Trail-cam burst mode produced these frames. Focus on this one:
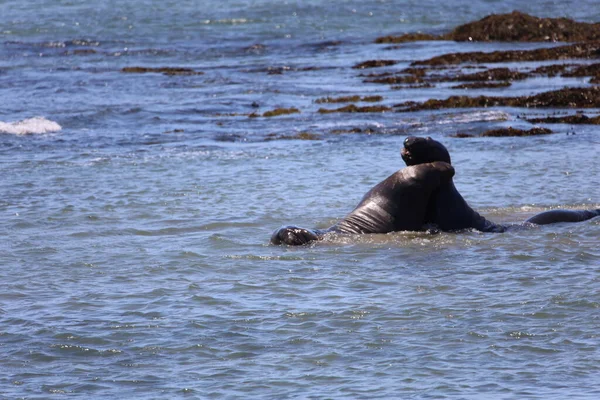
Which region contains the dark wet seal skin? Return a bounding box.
[401,136,600,232]
[271,137,600,245]
[271,161,455,245]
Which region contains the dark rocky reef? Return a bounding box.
[395,87,600,111]
[251,108,301,118]
[315,95,383,104]
[526,113,600,124]
[413,42,600,66]
[318,104,392,114]
[353,60,399,69]
[376,11,600,43]
[453,127,554,138]
[121,67,204,76]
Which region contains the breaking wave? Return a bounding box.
[0,117,62,135]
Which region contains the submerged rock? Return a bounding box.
[318,104,392,113]
[352,60,399,69]
[259,108,301,118]
[451,81,512,89]
[121,67,203,76]
[315,95,383,104]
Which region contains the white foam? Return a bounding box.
[0,117,62,135]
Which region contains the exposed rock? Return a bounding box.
[450,67,528,82]
[395,87,600,111]
[453,127,554,138]
[353,60,399,69]
[412,42,600,66]
[447,11,600,42]
[315,95,383,104]
[375,33,440,44]
[121,67,203,76]
[526,114,600,124]
[451,81,512,89]
[318,104,392,113]
[375,11,600,43]
[265,132,321,141]
[259,108,301,118]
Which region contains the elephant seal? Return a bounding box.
[271,161,455,245]
[401,136,600,231]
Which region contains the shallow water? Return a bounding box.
[1,1,600,398]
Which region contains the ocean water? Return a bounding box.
[1,0,600,398]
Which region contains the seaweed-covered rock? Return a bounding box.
[315,95,383,104]
[447,11,600,42]
[413,42,600,66]
[395,87,600,111]
[259,108,301,118]
[376,12,600,44]
[353,60,398,69]
[121,67,203,76]
[453,127,554,138]
[318,104,392,113]
[375,33,440,44]
[451,81,512,89]
[526,114,600,124]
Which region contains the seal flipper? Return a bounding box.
[526,209,600,225]
[270,225,323,245]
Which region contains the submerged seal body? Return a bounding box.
[271,161,455,245]
[401,136,599,231]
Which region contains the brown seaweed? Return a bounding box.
[318,104,392,113]
[121,67,203,76]
[412,42,600,66]
[525,114,600,124]
[395,87,600,111]
[353,60,398,69]
[315,95,383,104]
[376,11,600,44]
[453,127,554,138]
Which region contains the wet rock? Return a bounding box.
[330,127,378,134]
[452,127,554,138]
[375,32,440,44]
[121,67,204,76]
[531,64,574,77]
[562,63,600,77]
[365,74,425,85]
[376,12,600,43]
[265,132,321,141]
[450,67,528,82]
[259,108,301,118]
[353,60,399,69]
[318,104,392,113]
[315,95,383,104]
[451,81,512,89]
[412,42,600,66]
[526,114,600,124]
[447,11,600,42]
[395,87,600,111]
